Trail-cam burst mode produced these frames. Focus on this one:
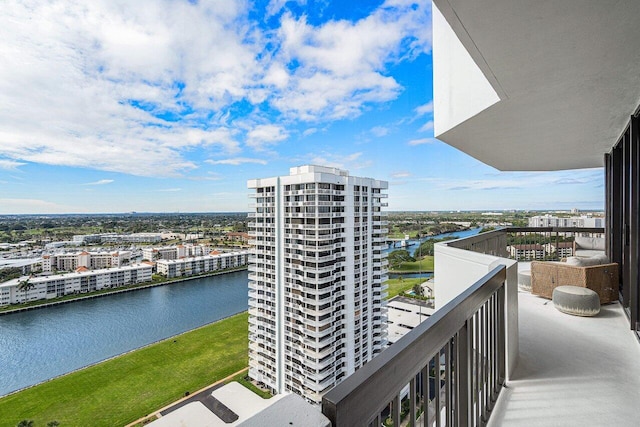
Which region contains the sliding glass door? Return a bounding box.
[606,113,640,335]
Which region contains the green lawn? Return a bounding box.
[391,255,434,273]
[0,312,249,427]
[229,371,272,399]
[385,277,425,299]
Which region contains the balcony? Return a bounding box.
[488,288,640,426]
[320,228,640,426]
[323,265,508,426]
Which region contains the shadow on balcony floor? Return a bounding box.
[488,291,640,427]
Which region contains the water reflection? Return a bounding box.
[0,270,249,396]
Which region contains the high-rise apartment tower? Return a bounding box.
[247,165,389,404]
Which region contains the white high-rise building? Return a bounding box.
[247,165,389,405]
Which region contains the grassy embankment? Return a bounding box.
[387,255,434,299]
[0,312,250,427]
[385,278,425,299]
[390,255,434,273]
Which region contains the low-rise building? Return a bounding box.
[72,234,102,244]
[100,233,163,243]
[41,251,132,273]
[508,244,545,260]
[0,263,153,306]
[223,232,250,243]
[156,251,249,278]
[528,214,605,228]
[544,241,574,258]
[71,233,164,244]
[142,244,211,261]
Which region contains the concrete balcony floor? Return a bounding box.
[488,290,640,427]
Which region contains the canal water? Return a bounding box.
[0,270,248,396]
[386,227,483,257]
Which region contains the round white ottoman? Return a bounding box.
[552,286,600,317]
[518,270,531,292]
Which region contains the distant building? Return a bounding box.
[0,263,153,306]
[386,297,434,345]
[528,214,605,228]
[544,241,574,258]
[0,258,42,275]
[41,251,131,273]
[223,232,250,243]
[100,233,163,243]
[508,244,545,260]
[156,251,248,278]
[72,234,102,244]
[142,244,211,261]
[70,233,163,244]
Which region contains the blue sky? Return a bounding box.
[0,0,603,214]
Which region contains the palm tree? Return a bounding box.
[17,278,34,304]
[16,420,34,427]
[47,421,60,427]
[412,283,423,297]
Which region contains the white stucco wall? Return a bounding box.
[432,2,500,137]
[434,243,519,380]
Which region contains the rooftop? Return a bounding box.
[386,296,435,345]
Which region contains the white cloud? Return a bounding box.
[371,126,389,137]
[391,171,411,178]
[414,101,433,116]
[0,159,26,170]
[0,0,248,177]
[82,179,114,185]
[302,128,318,137]
[305,151,370,170]
[266,0,308,18]
[0,0,432,177]
[408,137,436,146]
[206,157,268,166]
[419,120,434,133]
[246,125,289,150]
[269,1,432,121]
[188,172,223,181]
[157,188,181,192]
[421,169,604,192]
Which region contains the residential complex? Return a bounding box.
[42,250,131,272]
[544,241,574,258]
[142,244,211,261]
[73,232,163,244]
[0,263,153,306]
[247,165,389,405]
[156,251,249,278]
[507,241,574,260]
[528,214,605,228]
[507,244,545,260]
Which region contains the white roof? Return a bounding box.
[386,297,435,344]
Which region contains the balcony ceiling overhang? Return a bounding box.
[433,0,640,171]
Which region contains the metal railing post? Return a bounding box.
[457,321,471,427]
